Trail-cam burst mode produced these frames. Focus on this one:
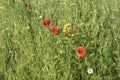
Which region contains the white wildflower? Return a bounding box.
[9,51,12,53]
[3,21,6,24]
[39,15,42,19]
[27,26,30,29]
[2,30,5,32]
[87,68,93,74]
[1,47,4,49]
[23,77,25,79]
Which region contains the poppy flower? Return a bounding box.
[72,27,77,32]
[43,19,50,27]
[51,25,58,34]
[76,46,86,57]
[25,3,30,8]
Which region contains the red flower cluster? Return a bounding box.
[51,26,59,34]
[76,46,86,57]
[42,18,86,57]
[72,27,77,32]
[25,3,30,8]
[43,19,50,27]
[43,18,58,34]
[23,3,87,57]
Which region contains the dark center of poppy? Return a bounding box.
[77,49,83,54]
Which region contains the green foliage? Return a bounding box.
[0,0,120,80]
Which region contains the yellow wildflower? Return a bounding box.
[59,50,64,54]
[63,26,67,30]
[63,23,71,34]
[63,28,67,34]
[70,3,76,6]
[71,34,74,37]
[63,29,67,33]
[64,23,71,27]
[67,27,70,31]
[0,6,5,10]
[63,0,67,5]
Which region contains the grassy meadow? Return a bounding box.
[0,0,120,80]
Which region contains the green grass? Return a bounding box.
[0,0,120,80]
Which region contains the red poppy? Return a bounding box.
[76,46,86,57]
[72,27,77,32]
[51,26,59,34]
[25,3,30,8]
[43,19,50,27]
